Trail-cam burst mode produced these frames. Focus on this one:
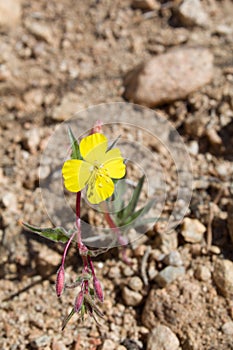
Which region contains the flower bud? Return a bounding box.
[93,277,104,303]
[75,290,84,313]
[91,120,103,134]
[56,265,65,297]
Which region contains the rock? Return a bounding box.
[195,265,211,281]
[101,339,117,350]
[176,0,210,28]
[227,201,233,244]
[0,0,21,30]
[24,128,41,154]
[213,259,233,297]
[181,218,206,243]
[205,128,222,147]
[2,192,17,211]
[187,140,199,156]
[215,162,231,179]
[123,48,213,107]
[30,335,51,349]
[222,321,233,335]
[122,339,141,350]
[24,89,44,110]
[39,165,50,180]
[52,93,84,121]
[147,325,180,350]
[154,230,178,254]
[155,266,185,287]
[132,0,159,11]
[108,265,121,279]
[122,286,143,306]
[25,20,54,44]
[128,276,143,292]
[208,245,221,255]
[163,251,183,267]
[52,340,67,350]
[215,24,233,36]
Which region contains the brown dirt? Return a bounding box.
[0,0,233,349]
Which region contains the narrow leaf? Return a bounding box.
[62,308,76,331]
[107,135,121,151]
[68,126,82,160]
[120,175,145,220]
[123,198,156,226]
[22,222,70,243]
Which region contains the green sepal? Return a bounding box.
[62,308,76,331]
[22,222,70,243]
[84,294,104,319]
[81,303,86,322]
[68,126,82,160]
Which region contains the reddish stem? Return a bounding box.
[88,255,96,278]
[76,192,88,254]
[61,230,77,266]
[101,202,128,246]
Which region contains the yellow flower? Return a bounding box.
[62,133,126,204]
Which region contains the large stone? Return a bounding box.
[155,266,185,287]
[181,218,206,243]
[52,93,84,121]
[163,251,183,267]
[213,259,233,297]
[25,20,54,45]
[0,0,21,29]
[122,286,143,306]
[123,48,213,107]
[177,0,209,28]
[147,325,180,350]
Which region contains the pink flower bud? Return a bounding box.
[75,290,84,313]
[93,277,104,303]
[91,120,103,134]
[56,265,65,297]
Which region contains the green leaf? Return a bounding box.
[22,222,70,243]
[125,198,156,224]
[116,198,157,228]
[62,308,76,331]
[119,175,145,221]
[68,126,82,160]
[107,135,121,151]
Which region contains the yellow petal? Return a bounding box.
[102,148,122,162]
[62,159,91,192]
[80,133,107,164]
[102,148,126,179]
[87,173,114,204]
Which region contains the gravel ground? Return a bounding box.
[0,0,233,349]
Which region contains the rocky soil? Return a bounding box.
[0,0,233,349]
